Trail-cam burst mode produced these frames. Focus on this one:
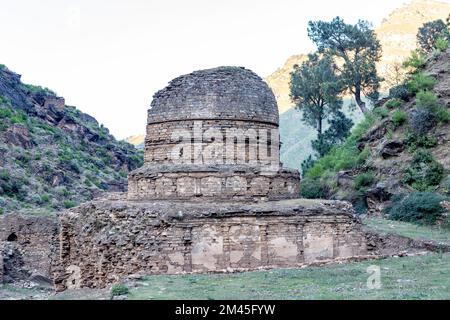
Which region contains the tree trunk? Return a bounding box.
[354,89,369,114]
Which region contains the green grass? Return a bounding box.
[126,253,450,300]
[363,217,450,245]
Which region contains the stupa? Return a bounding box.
[53,67,367,290]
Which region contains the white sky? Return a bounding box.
[0,0,421,139]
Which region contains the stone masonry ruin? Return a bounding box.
[1,67,369,290]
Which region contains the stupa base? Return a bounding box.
[53,194,368,290]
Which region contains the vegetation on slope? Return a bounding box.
[0,65,143,215]
[299,19,450,228]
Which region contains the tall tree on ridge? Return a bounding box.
[290,53,343,142]
[307,17,382,114]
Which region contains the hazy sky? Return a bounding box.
[0,0,423,138]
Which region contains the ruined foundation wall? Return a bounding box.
[0,214,58,282]
[53,198,367,290]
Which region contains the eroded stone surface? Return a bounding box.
[53,197,368,290]
[0,214,58,284]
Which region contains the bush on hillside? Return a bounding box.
[409,108,437,134]
[373,107,389,119]
[405,133,438,152]
[63,200,76,209]
[416,90,439,110]
[435,37,449,52]
[385,98,403,109]
[417,19,450,54]
[304,114,376,179]
[403,50,426,71]
[388,85,410,101]
[300,178,328,199]
[387,192,447,225]
[354,172,376,190]
[402,149,444,191]
[407,73,437,94]
[111,284,129,297]
[436,106,450,123]
[392,110,407,127]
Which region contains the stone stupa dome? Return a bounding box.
[148,66,279,126]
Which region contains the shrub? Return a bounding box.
[402,149,444,191]
[436,106,450,123]
[387,192,446,225]
[389,85,410,101]
[40,194,51,204]
[111,284,129,297]
[68,159,81,174]
[409,108,437,134]
[392,110,407,127]
[407,73,437,94]
[385,99,403,109]
[0,208,3,215]
[405,133,438,152]
[354,172,376,190]
[0,107,12,118]
[0,170,10,181]
[63,200,76,209]
[416,90,438,110]
[10,111,28,124]
[403,50,426,70]
[0,171,27,199]
[373,107,389,119]
[435,37,449,52]
[300,178,328,199]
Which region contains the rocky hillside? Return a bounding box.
[302,47,450,217]
[266,0,450,113]
[0,65,143,215]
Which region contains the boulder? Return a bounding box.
[358,119,394,150]
[4,124,34,149]
[379,140,405,159]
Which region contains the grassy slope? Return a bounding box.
[364,217,450,245]
[125,253,449,300]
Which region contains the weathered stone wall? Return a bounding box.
[0,214,58,283]
[53,197,367,290]
[128,165,300,201]
[144,119,278,165]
